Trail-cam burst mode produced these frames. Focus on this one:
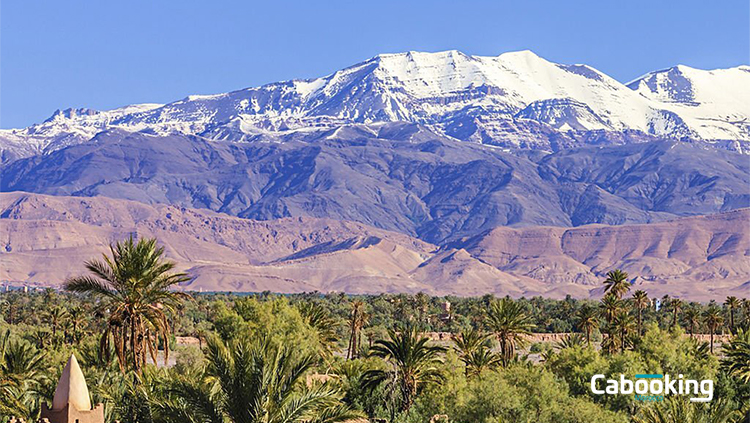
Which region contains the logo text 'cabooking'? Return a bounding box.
[590,374,713,402]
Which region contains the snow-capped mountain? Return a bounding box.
[2,50,749,158]
[627,64,750,140]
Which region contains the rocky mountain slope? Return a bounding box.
[2,50,748,160]
[1,193,746,300]
[1,49,748,299]
[450,209,750,300]
[1,126,746,244]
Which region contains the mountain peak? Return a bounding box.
[2,49,748,157]
[627,62,750,116]
[371,49,474,72]
[375,49,468,60]
[44,108,100,123]
[497,49,543,59]
[372,49,548,67]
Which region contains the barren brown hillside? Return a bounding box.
[1,192,747,300]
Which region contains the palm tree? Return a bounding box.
[600,293,624,322]
[660,295,671,309]
[66,306,88,344]
[556,333,587,350]
[724,296,741,334]
[155,335,361,423]
[460,347,502,378]
[704,307,725,354]
[2,295,20,325]
[600,294,625,354]
[31,329,50,349]
[575,306,599,348]
[414,292,429,326]
[630,290,649,336]
[612,313,636,353]
[362,326,446,413]
[0,330,48,418]
[486,298,535,366]
[346,300,368,360]
[452,328,492,358]
[668,298,683,329]
[452,328,495,376]
[0,377,27,420]
[298,302,340,363]
[689,339,711,361]
[721,329,750,384]
[64,235,191,373]
[683,308,701,338]
[632,395,740,423]
[603,269,630,299]
[43,305,68,339]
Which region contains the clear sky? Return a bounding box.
[1,0,748,129]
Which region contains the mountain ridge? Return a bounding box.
[2,128,746,244]
[2,50,748,161]
[1,50,748,299]
[1,192,746,300]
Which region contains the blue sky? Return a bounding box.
[1,0,748,129]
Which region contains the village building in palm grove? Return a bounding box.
[10,355,104,423]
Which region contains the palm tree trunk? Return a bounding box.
[140,321,147,367]
[401,377,417,412]
[131,317,140,373]
[115,327,126,373]
[500,336,511,366]
[637,309,642,336]
[346,322,355,360]
[354,327,360,359]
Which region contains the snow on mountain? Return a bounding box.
[0,103,163,160]
[115,50,655,134]
[2,50,748,158]
[627,64,750,141]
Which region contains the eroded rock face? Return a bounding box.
[1,130,747,245]
[1,193,747,300]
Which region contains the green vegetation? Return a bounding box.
[64,236,191,373]
[0,236,748,422]
[155,334,361,423]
